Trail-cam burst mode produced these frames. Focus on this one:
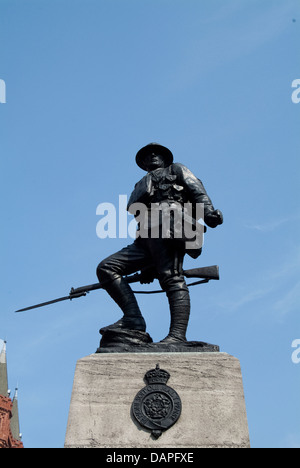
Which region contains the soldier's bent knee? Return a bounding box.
[96,260,119,286]
[159,273,188,293]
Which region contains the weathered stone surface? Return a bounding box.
[64,352,250,448]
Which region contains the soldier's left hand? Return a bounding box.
[205,209,223,228]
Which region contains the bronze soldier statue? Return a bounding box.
[96,143,223,344]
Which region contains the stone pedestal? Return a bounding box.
[64,352,250,448]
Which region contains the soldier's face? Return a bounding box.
[144,152,165,171]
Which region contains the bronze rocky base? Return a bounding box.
[96,328,219,353]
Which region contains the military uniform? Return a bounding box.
[97,143,223,343]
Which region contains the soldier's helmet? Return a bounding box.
[135,143,173,171]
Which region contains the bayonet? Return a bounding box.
[15,265,219,313]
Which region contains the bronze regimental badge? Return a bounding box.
[132,364,182,439]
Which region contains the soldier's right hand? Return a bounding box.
[139,266,157,284]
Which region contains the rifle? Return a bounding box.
[15,265,219,313]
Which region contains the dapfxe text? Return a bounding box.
[106,452,194,464]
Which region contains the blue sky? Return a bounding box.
[1,0,299,448]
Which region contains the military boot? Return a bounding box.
[160,289,190,343]
[101,277,146,332]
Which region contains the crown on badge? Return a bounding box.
[144,364,170,385]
